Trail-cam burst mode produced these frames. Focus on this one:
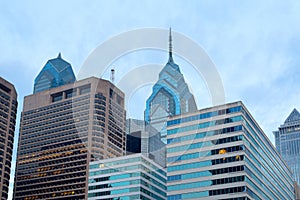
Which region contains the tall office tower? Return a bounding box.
[14,55,126,199]
[167,101,295,200]
[88,153,167,200]
[144,29,197,166]
[0,77,17,200]
[274,108,300,185]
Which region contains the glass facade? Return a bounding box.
[33,53,76,94]
[88,154,167,200]
[0,78,17,200]
[167,101,295,200]
[274,108,300,185]
[143,30,197,167]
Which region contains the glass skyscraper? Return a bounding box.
[167,101,295,200]
[14,56,126,199]
[145,29,197,144]
[88,153,167,200]
[274,108,300,185]
[144,29,197,167]
[0,77,18,200]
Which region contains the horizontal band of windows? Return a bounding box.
[167,106,241,127]
[22,111,89,131]
[19,135,88,153]
[16,160,86,186]
[168,175,245,191]
[89,179,165,197]
[168,115,242,135]
[168,165,245,182]
[19,136,88,155]
[167,185,246,199]
[168,145,244,163]
[88,186,165,200]
[167,125,242,144]
[16,171,86,187]
[15,189,85,200]
[21,127,88,144]
[23,95,90,116]
[20,133,88,151]
[89,172,166,191]
[168,155,244,172]
[167,135,243,153]
[16,181,85,195]
[22,117,89,134]
[18,153,86,175]
[90,157,165,177]
[17,152,87,168]
[90,164,166,183]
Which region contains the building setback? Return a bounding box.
[88,153,167,200]
[0,77,18,200]
[274,108,300,185]
[167,101,295,200]
[13,55,126,199]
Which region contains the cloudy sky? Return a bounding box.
[1,1,300,199]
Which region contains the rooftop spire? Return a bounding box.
[168,27,174,63]
[57,52,61,59]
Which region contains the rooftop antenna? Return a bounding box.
[110,68,115,84]
[168,27,174,63]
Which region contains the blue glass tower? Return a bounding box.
[33,53,76,93]
[144,29,197,144]
[274,108,300,185]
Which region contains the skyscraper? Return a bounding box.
[167,101,295,200]
[145,29,197,144]
[0,77,17,200]
[144,29,197,166]
[88,153,167,200]
[14,55,126,199]
[274,108,300,185]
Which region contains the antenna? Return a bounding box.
[110,68,115,84]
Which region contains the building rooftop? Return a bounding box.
[33,53,76,93]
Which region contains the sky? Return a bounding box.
[1,1,300,199]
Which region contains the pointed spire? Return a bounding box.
[285,108,300,123]
[57,52,62,59]
[168,27,174,63]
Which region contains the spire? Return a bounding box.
[57,52,61,59]
[168,27,174,63]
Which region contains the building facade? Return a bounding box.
[144,29,197,166]
[0,77,18,200]
[14,55,126,199]
[167,101,295,200]
[126,119,144,155]
[274,108,300,185]
[88,153,167,200]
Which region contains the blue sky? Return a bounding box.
[1,1,300,199]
